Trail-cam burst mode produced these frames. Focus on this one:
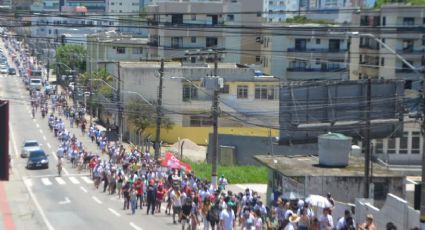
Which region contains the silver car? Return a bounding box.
[21,140,41,158]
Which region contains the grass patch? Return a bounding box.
[186,160,268,184]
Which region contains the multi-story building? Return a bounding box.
[105,0,140,13]
[262,0,301,22]
[145,0,262,65]
[86,31,150,73]
[350,5,425,87]
[60,0,106,12]
[102,61,279,144]
[261,24,349,80]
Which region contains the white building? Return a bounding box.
[261,24,349,80]
[106,0,140,13]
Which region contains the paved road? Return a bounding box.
[1,53,183,230]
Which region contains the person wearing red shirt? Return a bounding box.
[133,178,144,209]
[156,184,166,213]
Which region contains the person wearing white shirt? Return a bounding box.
[319,208,334,230]
[220,201,236,230]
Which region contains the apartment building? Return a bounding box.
[106,0,140,13]
[87,31,150,73]
[350,5,425,88]
[261,24,349,80]
[60,0,106,12]
[102,61,279,144]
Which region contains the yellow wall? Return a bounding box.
[142,126,279,145]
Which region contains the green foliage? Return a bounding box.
[126,98,174,136]
[186,160,268,184]
[56,44,87,73]
[285,16,334,24]
[374,0,425,7]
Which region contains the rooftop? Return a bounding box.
[254,155,403,177]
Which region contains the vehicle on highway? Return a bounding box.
[21,140,41,158]
[29,78,42,90]
[26,149,49,169]
[8,67,15,75]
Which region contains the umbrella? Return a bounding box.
[305,195,332,208]
[281,191,304,200]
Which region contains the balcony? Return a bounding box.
[395,68,424,73]
[287,48,347,53]
[287,67,347,72]
[396,48,424,54]
[359,44,379,50]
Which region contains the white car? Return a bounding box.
[21,140,41,158]
[0,66,8,74]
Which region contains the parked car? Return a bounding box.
[0,66,8,74]
[26,149,49,169]
[21,140,41,158]
[8,67,15,75]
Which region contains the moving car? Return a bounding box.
[26,149,49,169]
[29,78,43,90]
[21,140,41,158]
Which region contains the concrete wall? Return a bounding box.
[355,194,419,230]
[207,134,318,165]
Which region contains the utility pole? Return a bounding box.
[420,71,425,228]
[46,42,50,82]
[364,78,372,198]
[155,59,164,160]
[117,62,123,143]
[211,51,220,189]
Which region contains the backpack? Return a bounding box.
[207,205,220,222]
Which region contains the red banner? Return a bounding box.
[161,152,191,172]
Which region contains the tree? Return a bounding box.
[126,97,173,148]
[56,44,87,73]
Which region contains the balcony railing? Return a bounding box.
[396,48,424,54]
[287,67,347,72]
[359,44,379,50]
[287,48,347,53]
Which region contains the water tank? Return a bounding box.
[318,132,352,167]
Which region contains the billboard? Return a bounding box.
[279,80,405,144]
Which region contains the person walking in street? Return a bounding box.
[146,179,157,215]
[220,200,236,230]
[130,189,138,215]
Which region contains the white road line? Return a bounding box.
[9,122,19,158]
[43,135,46,141]
[81,176,93,184]
[80,186,88,193]
[41,178,53,186]
[23,178,55,230]
[36,123,39,128]
[47,143,51,149]
[55,177,66,185]
[62,167,69,176]
[68,177,80,184]
[129,222,143,230]
[92,196,102,204]
[108,208,121,217]
[39,129,43,134]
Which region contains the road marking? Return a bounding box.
[80,186,88,193]
[92,196,102,204]
[55,177,66,185]
[43,135,46,141]
[58,197,71,205]
[62,167,69,176]
[9,123,19,158]
[129,222,143,230]
[23,178,55,230]
[108,208,121,217]
[36,123,39,128]
[41,178,53,186]
[39,129,43,134]
[81,176,93,184]
[47,143,51,149]
[68,177,80,184]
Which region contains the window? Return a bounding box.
[255,85,279,100]
[227,15,234,21]
[375,140,383,154]
[269,1,273,5]
[206,37,218,48]
[316,39,320,44]
[182,85,198,101]
[399,132,408,154]
[387,138,396,154]
[412,131,421,154]
[110,2,114,5]
[423,18,425,24]
[382,16,386,26]
[402,40,414,52]
[237,85,248,99]
[316,58,320,65]
[189,115,212,127]
[422,35,425,46]
[132,47,143,54]
[116,47,125,54]
[373,182,388,200]
[191,15,196,21]
[191,37,196,43]
[255,56,261,63]
[220,84,229,94]
[295,39,307,51]
[329,39,340,51]
[171,14,183,25]
[119,2,122,5]
[381,57,384,66]
[403,17,414,26]
[171,37,183,48]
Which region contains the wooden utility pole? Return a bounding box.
[154,59,164,160]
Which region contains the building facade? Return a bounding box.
[103,61,279,144]
[261,24,349,80]
[105,0,140,13]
